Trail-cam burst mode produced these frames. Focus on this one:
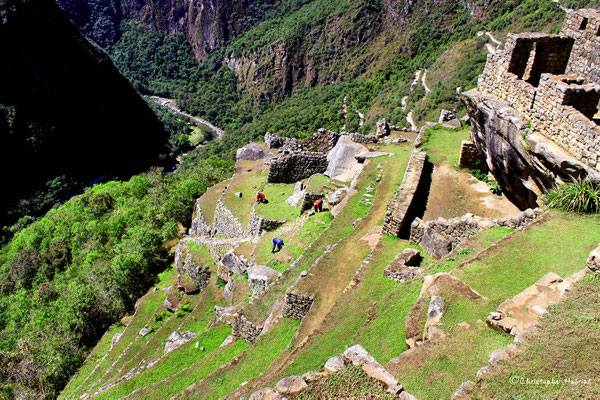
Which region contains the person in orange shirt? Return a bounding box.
[313,198,324,212]
[256,192,266,203]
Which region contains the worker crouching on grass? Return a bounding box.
[256,192,266,203]
[313,198,324,213]
[272,237,284,253]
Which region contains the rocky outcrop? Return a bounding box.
[247,265,279,296]
[587,243,600,273]
[410,208,542,258]
[164,331,198,354]
[126,0,278,62]
[325,136,368,182]
[220,249,248,277]
[236,144,273,161]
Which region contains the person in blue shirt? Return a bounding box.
[272,237,284,253]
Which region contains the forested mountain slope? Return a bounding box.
[0,0,169,236]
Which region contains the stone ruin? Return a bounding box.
[410,208,542,258]
[463,9,600,209]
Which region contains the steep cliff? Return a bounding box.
[0,0,169,229]
[125,0,281,61]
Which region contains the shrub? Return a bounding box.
[544,177,600,214]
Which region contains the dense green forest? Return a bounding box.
[3,0,600,398]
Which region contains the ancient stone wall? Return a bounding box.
[474,18,600,171]
[533,74,600,168]
[282,292,314,319]
[212,200,245,238]
[562,9,600,85]
[231,314,262,343]
[382,150,428,237]
[247,206,284,236]
[459,140,487,170]
[410,208,542,258]
[300,192,323,214]
[267,152,328,183]
[185,254,211,291]
[189,198,212,236]
[264,132,292,149]
[349,132,379,144]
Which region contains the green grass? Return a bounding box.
[305,173,332,193]
[178,318,301,399]
[59,323,126,399]
[128,338,251,400]
[472,273,600,400]
[187,241,218,270]
[296,364,396,400]
[253,211,334,272]
[94,323,233,400]
[255,182,298,221]
[221,160,268,227]
[197,180,230,224]
[61,267,176,399]
[421,125,470,166]
[391,324,513,400]
[454,211,600,304]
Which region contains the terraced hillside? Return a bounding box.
[60,125,600,400]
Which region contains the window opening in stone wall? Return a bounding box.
[580,17,588,30]
[563,91,600,124]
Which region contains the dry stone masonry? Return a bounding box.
[383,248,423,283]
[463,9,600,208]
[410,208,542,258]
[458,140,487,170]
[189,198,212,236]
[247,206,285,236]
[383,150,428,237]
[213,200,245,238]
[231,314,263,343]
[282,292,314,319]
[267,152,329,183]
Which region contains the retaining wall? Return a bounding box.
[231,314,262,343]
[213,200,245,238]
[282,292,315,319]
[247,206,284,236]
[267,152,328,183]
[382,150,428,237]
[189,198,212,236]
[410,208,542,258]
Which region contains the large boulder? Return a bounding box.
[286,181,306,207]
[236,144,272,161]
[325,136,367,182]
[328,188,349,206]
[164,331,198,354]
[420,228,453,259]
[220,250,247,276]
[587,244,600,273]
[247,265,279,296]
[275,376,307,394]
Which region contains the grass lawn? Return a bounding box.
[421,125,470,166]
[187,241,219,271]
[305,173,332,193]
[454,211,600,305]
[253,211,334,272]
[221,159,269,227]
[472,273,600,400]
[197,180,230,224]
[254,181,298,221]
[177,318,301,399]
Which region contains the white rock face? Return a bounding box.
[285,181,306,207]
[164,331,198,354]
[236,144,272,161]
[324,356,346,372]
[325,136,367,182]
[328,188,349,205]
